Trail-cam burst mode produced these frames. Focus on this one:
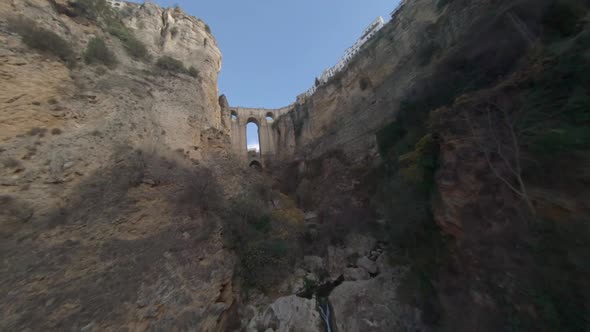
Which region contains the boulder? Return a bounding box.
[303,255,324,273]
[248,295,322,332]
[345,233,376,256]
[375,252,391,275]
[329,272,421,332]
[278,268,316,294]
[327,246,347,278]
[343,267,369,281]
[357,256,378,275]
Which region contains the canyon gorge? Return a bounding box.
[1,0,589,331]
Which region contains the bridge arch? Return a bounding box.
[246,118,261,159]
[246,117,260,126]
[228,106,294,166]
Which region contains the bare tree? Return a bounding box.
[464,102,536,217]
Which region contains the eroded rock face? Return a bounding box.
[0,0,234,330]
[357,256,378,275]
[272,0,444,160]
[303,255,324,273]
[247,295,323,332]
[329,269,422,332]
[124,2,222,126]
[127,2,221,73]
[271,0,546,164]
[327,246,349,279]
[342,267,369,281]
[327,234,378,278]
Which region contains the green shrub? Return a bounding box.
[170,27,179,37]
[84,37,117,67]
[241,239,293,290]
[289,103,309,138]
[519,28,590,157]
[69,0,149,60]
[252,215,271,233]
[123,36,149,59]
[156,56,188,74]
[221,179,302,293]
[204,24,211,34]
[373,168,446,325]
[107,24,149,60]
[119,6,134,18]
[8,18,74,64]
[22,29,74,62]
[373,73,446,327]
[70,0,112,21]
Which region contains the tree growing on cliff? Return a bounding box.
[464,101,536,217]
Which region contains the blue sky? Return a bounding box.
[131,0,397,149]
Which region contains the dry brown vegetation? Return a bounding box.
[221,175,305,293]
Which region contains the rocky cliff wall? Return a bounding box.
[124,1,223,127]
[267,0,589,330]
[271,0,544,161]
[0,1,236,330]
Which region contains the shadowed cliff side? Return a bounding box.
[272,0,552,161]
[0,0,239,330]
[1,0,589,330]
[269,0,589,330]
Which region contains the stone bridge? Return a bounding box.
[229,106,292,167]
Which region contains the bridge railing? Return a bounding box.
[299,16,386,101]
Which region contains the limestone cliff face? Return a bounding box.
[0,1,234,330]
[268,0,585,330]
[272,0,442,160]
[272,0,542,161]
[124,2,223,128]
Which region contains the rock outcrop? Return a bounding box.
[270,0,549,162]
[247,295,323,332]
[124,2,222,127]
[0,0,234,330]
[329,268,421,332]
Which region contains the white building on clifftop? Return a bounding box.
[298,16,386,102]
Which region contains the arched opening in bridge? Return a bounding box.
[230,110,237,121]
[249,160,262,170]
[246,118,260,158]
[265,113,274,122]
